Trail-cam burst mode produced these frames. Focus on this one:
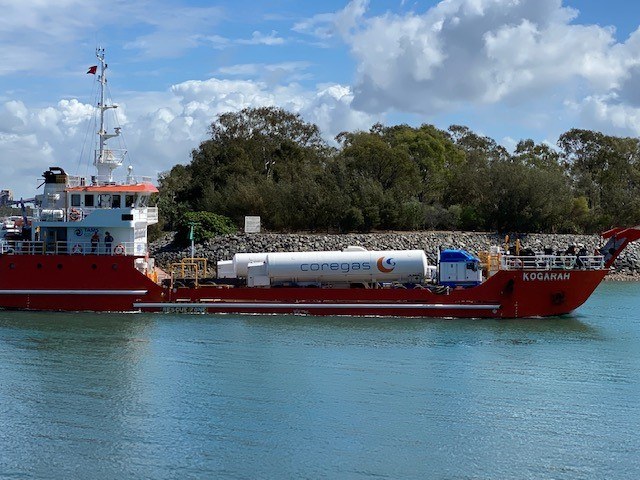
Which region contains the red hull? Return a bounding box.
[0,254,608,318]
[152,269,607,318]
[0,255,164,311]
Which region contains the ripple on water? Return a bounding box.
[0,283,639,478]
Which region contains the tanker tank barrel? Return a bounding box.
[217,249,432,286]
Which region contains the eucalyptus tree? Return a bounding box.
[559,129,640,229]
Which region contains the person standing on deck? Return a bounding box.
[91,231,100,253]
[104,231,114,254]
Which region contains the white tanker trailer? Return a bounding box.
[217,247,435,285]
[218,252,269,278]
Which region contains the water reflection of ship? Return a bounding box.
[0,311,157,475]
[233,312,599,339]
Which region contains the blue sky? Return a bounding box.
[2,0,640,198]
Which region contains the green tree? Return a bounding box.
[442,125,508,230]
[156,164,192,230]
[483,160,572,232]
[176,107,336,230]
[175,211,237,245]
[335,128,423,230]
[514,139,563,172]
[559,129,640,229]
[371,123,464,204]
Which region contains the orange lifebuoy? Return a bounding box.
[114,244,126,255]
[69,208,82,221]
[71,244,83,254]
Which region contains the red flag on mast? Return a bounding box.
[86,65,98,75]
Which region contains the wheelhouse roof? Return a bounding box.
[66,183,158,194]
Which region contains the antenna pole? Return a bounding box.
[92,47,124,183]
[97,47,107,165]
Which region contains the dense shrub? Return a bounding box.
[175,211,237,245]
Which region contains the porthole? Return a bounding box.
[37,263,43,269]
[57,264,63,269]
[91,264,98,270]
[9,263,15,269]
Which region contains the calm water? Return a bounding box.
[0,283,639,479]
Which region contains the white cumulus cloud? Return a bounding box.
[0,76,379,197]
[287,0,640,143]
[298,0,640,123]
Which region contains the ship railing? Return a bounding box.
[0,241,45,255]
[94,148,127,166]
[501,254,605,271]
[134,207,159,223]
[67,175,85,187]
[0,240,148,256]
[146,207,159,224]
[66,174,154,188]
[169,258,208,288]
[0,240,11,254]
[90,174,154,186]
[58,241,147,256]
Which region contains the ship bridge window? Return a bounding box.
[71,194,81,207]
[85,194,95,207]
[138,195,148,207]
[99,194,112,208]
[125,194,135,208]
[112,195,121,208]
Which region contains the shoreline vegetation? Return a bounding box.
[151,108,640,283]
[157,108,640,238]
[149,230,640,281]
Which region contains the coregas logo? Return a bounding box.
[377,257,396,273]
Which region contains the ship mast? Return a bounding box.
[94,47,125,184]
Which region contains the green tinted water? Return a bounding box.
[0,282,639,479]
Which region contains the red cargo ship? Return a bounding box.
[0,50,638,318]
